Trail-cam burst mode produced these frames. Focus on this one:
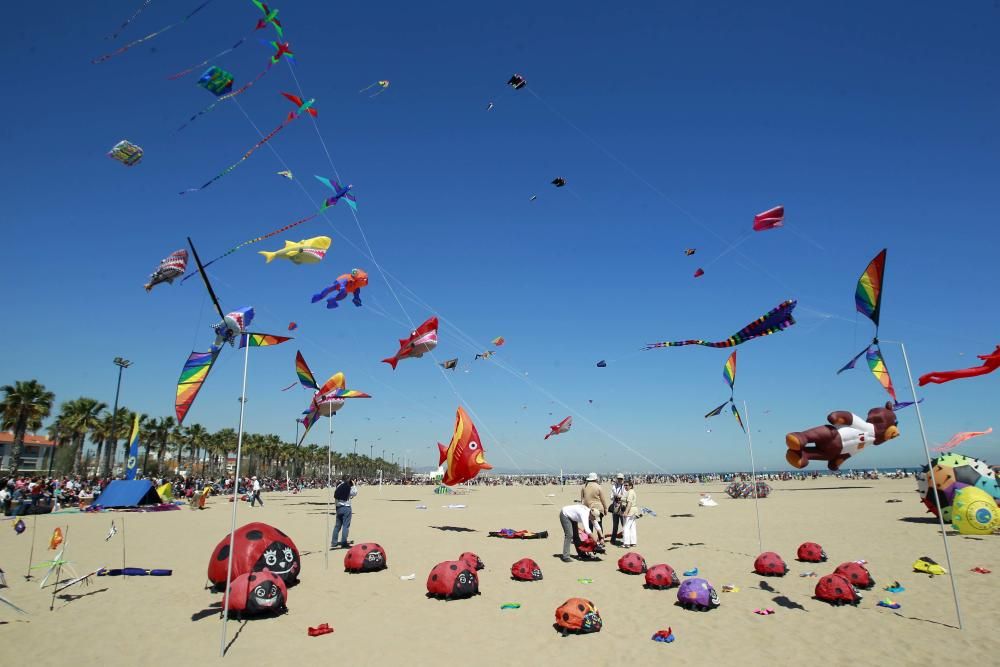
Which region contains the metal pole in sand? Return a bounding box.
[743,401,763,554]
[325,415,333,569]
[220,339,251,657]
[24,513,38,580]
[886,339,963,630]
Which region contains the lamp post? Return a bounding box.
[106,357,132,478]
[354,437,358,455]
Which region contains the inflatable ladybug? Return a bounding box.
[208,522,300,589]
[834,561,875,589]
[618,551,647,575]
[554,598,602,636]
[426,560,479,599]
[459,551,485,571]
[510,558,542,581]
[222,569,287,616]
[677,578,720,611]
[753,551,789,576]
[815,573,861,606]
[644,563,679,589]
[796,541,827,562]
[344,543,387,573]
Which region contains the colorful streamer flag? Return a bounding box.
[49,527,64,551]
[705,351,745,432]
[92,0,218,63]
[295,350,319,390]
[124,413,141,480]
[932,428,993,453]
[175,349,220,424]
[645,300,797,349]
[723,351,737,391]
[240,333,292,348]
[731,403,746,433]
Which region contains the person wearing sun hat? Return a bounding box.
[609,473,626,545]
[579,472,609,532]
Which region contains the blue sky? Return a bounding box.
[2,1,999,473]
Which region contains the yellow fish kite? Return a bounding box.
[259,236,332,264]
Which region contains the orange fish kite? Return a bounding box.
[438,407,491,486]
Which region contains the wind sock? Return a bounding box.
[125,413,141,480]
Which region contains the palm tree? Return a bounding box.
[211,428,237,478]
[57,398,107,474]
[1,380,55,477]
[46,414,71,476]
[184,424,209,473]
[101,407,135,477]
[148,416,176,474]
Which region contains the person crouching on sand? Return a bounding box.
[559,503,604,562]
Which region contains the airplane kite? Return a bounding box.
[645,299,797,349]
[251,0,283,37]
[919,346,1000,386]
[315,175,358,212]
[753,205,784,232]
[382,316,438,369]
[311,269,369,309]
[259,236,331,264]
[144,249,188,291]
[294,351,370,444]
[544,416,572,440]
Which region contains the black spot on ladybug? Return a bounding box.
[577,604,585,612]
[248,574,256,581]
[217,545,230,561]
[246,530,263,540]
[362,545,369,550]
[562,612,570,621]
[835,587,843,594]
[432,574,438,581]
[449,564,457,570]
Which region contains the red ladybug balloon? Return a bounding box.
[426,560,479,599]
[207,522,300,588]
[510,558,542,581]
[222,569,287,615]
[344,543,387,573]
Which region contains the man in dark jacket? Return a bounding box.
[331,476,358,549]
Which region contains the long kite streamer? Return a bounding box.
[175,349,220,423]
[645,300,797,349]
[167,37,248,79]
[932,428,993,453]
[92,0,217,64]
[105,0,154,40]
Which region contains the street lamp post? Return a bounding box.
[106,357,132,478]
[354,437,358,455]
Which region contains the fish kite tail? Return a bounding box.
[382,356,399,370]
[259,250,276,263]
[437,443,448,465]
[143,283,153,292]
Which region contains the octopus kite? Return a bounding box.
[311,269,368,309]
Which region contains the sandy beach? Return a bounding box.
[1,479,994,665]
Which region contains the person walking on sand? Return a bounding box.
[559,503,604,562]
[609,473,626,545]
[621,478,640,547]
[249,476,263,507]
[331,476,358,549]
[579,472,608,530]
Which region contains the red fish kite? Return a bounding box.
[919,346,1000,386]
[753,206,784,232]
[544,416,572,440]
[438,406,491,486]
[382,316,439,369]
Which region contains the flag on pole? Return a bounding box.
[125,413,141,480]
[48,527,63,550]
[240,333,292,348]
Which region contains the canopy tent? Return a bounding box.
[92,480,163,508]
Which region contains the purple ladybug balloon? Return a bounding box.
[677,577,720,611]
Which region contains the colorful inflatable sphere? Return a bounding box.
[459,552,485,571]
[677,578,720,611]
[644,564,679,589]
[796,542,827,563]
[753,552,788,576]
[344,543,387,573]
[426,560,479,599]
[834,562,874,589]
[725,481,772,499]
[511,558,542,581]
[208,522,300,588]
[222,570,287,615]
[916,453,1000,522]
[815,573,861,606]
[618,551,647,575]
[951,486,999,535]
[554,598,603,635]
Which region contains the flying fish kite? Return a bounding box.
[144,249,188,291]
[259,236,331,264]
[382,316,438,369]
[438,406,491,485]
[316,175,358,212]
[644,300,797,349]
[544,416,572,440]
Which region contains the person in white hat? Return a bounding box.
[249,476,262,507]
[579,472,608,532]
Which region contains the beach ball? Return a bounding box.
[951,486,999,535]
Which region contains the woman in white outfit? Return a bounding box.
[621,479,639,547]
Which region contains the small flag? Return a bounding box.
[49,527,63,550]
[105,521,117,542]
[124,413,140,481]
[239,333,292,348]
[13,519,25,535]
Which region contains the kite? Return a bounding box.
[287,322,297,331]
[180,92,316,194]
[684,248,696,256]
[544,416,572,440]
[92,0,218,63]
[551,178,566,187]
[104,0,153,40]
[492,337,505,347]
[175,238,289,423]
[49,527,63,551]
[753,205,784,232]
[440,358,458,370]
[197,65,234,96]
[315,175,358,212]
[486,102,494,111]
[693,268,705,278]
[785,403,900,470]
[259,236,331,264]
[529,195,538,202]
[645,300,797,349]
[508,74,526,90]
[251,0,283,37]
[438,406,491,486]
[837,250,901,404]
[475,351,495,360]
[311,269,369,309]
[296,354,371,444]
[919,346,1000,386]
[382,316,439,369]
[277,170,293,179]
[704,351,745,433]
[108,140,143,166]
[932,428,993,453]
[144,249,188,291]
[360,80,390,97]
[166,37,247,80]
[596,360,607,368]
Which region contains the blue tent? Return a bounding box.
[93,480,162,508]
